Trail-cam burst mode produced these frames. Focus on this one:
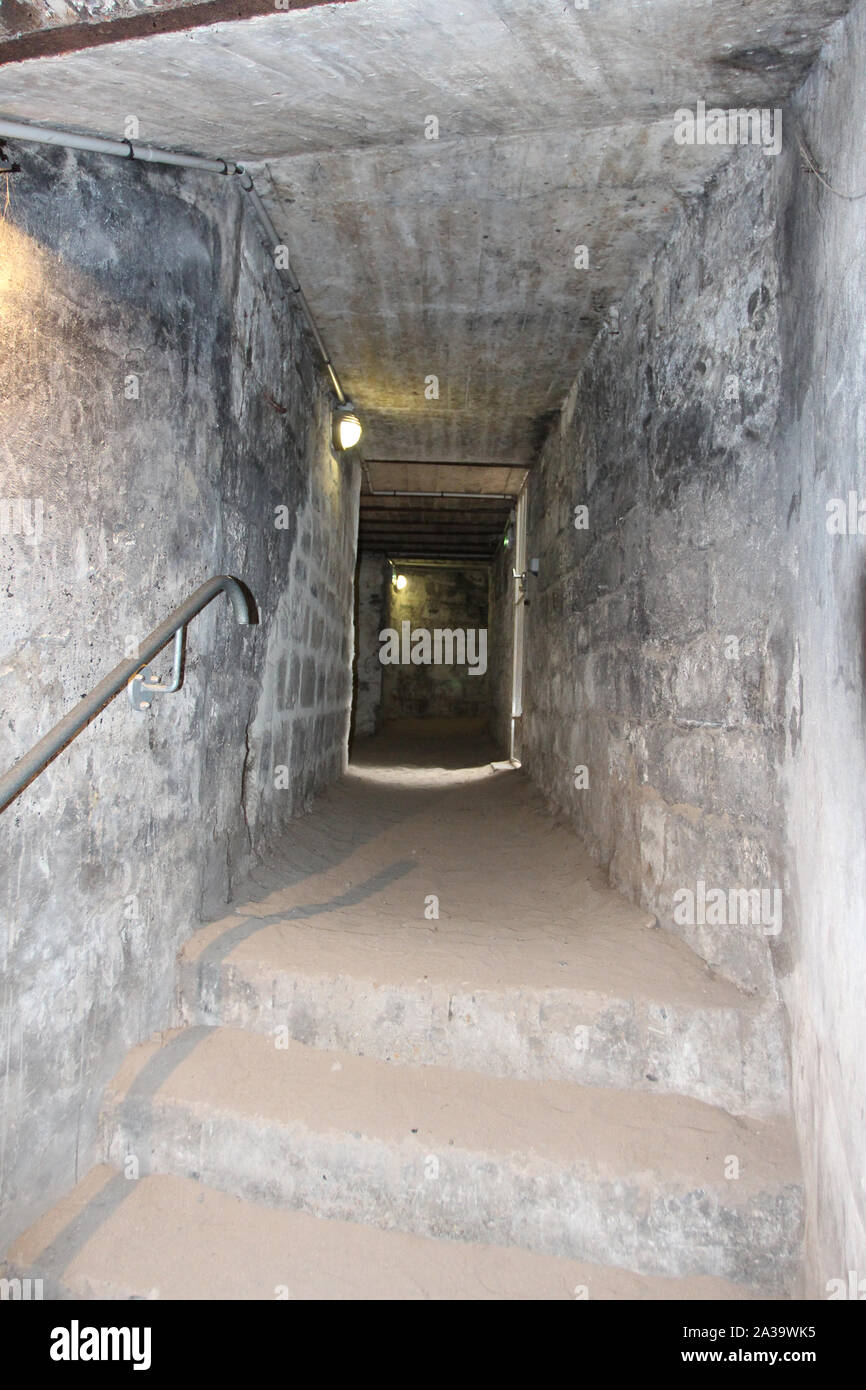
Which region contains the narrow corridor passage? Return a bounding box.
[5,723,801,1299]
[3,0,866,1321]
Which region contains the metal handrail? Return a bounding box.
[0,575,253,813]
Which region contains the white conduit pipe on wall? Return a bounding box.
[0,117,236,172]
[0,116,346,402]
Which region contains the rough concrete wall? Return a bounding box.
[382,564,489,720]
[0,141,358,1247]
[352,549,388,738]
[775,1,866,1293]
[520,0,866,1290]
[523,147,789,1000]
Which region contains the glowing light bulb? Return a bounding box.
[334,408,362,451]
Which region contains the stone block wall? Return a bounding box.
[0,140,358,1246]
[382,563,489,721]
[519,147,788,999]
[496,0,866,1289]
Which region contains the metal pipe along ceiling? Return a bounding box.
[0,116,346,404]
[365,491,516,500]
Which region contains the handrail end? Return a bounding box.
[221,575,255,627]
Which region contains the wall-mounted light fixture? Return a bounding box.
[392,571,408,592]
[332,401,363,452]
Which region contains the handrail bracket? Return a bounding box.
[0,574,252,814]
[129,627,185,712]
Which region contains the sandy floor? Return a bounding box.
[1,720,799,1300]
[190,717,747,1009]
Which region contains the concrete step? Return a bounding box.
[180,901,789,1118]
[180,766,790,1117]
[100,1026,803,1294]
[3,1166,771,1301]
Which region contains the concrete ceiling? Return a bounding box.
[0,0,850,552]
[359,462,524,560]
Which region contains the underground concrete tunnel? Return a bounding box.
[0,0,865,1325]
